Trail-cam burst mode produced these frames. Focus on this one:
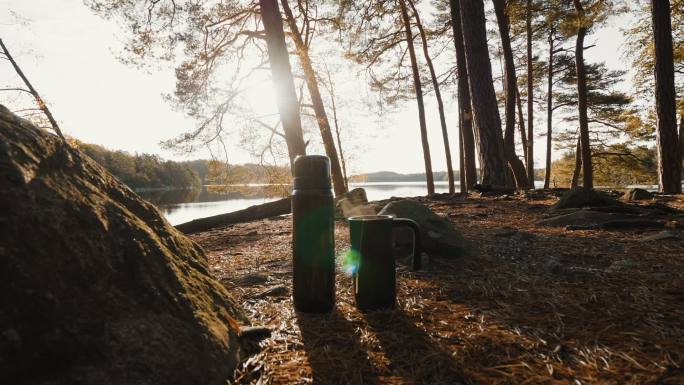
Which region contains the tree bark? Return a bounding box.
[323,65,349,190]
[459,0,510,188]
[651,0,682,193]
[544,30,555,189]
[680,112,684,166]
[493,0,530,189]
[573,0,593,189]
[450,0,477,191]
[516,86,529,169]
[259,0,306,165]
[176,197,291,234]
[459,125,466,192]
[407,0,454,193]
[399,0,435,195]
[280,0,347,195]
[0,39,65,141]
[570,135,581,188]
[525,0,535,187]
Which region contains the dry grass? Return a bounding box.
[191,193,684,384]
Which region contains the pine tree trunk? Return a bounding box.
[259,0,306,165]
[407,0,455,193]
[459,126,466,192]
[544,31,555,189]
[516,87,529,168]
[459,0,510,188]
[399,0,435,195]
[573,0,593,189]
[280,0,347,195]
[450,0,477,191]
[651,0,682,193]
[571,135,582,188]
[526,0,535,187]
[324,67,349,190]
[493,0,529,189]
[679,112,684,166]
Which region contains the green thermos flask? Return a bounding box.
[292,155,335,313]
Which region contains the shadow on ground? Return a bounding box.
[297,309,379,384]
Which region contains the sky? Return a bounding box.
[1,0,634,175]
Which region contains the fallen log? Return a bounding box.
[175,197,291,234]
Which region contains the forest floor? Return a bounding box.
[190,192,684,385]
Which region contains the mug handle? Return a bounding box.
[391,218,422,271]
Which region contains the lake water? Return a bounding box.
[140,180,660,225]
[139,182,459,225]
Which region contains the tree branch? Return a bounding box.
[12,108,43,113]
[0,87,32,94]
[0,39,65,140]
[254,119,286,138]
[592,151,649,166]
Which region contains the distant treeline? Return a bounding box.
[350,170,531,183]
[75,140,664,190]
[200,161,290,185]
[350,171,464,183]
[353,147,664,188]
[75,141,200,189]
[74,141,293,190]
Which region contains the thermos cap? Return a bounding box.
[293,155,331,190]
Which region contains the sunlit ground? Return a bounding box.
[194,194,684,384]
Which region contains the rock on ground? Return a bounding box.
[379,199,474,258]
[536,209,639,228]
[335,187,378,218]
[623,188,654,201]
[552,188,622,210]
[0,105,246,385]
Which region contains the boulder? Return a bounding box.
[335,187,377,218]
[536,209,638,228]
[624,188,654,201]
[335,187,368,205]
[0,106,246,385]
[379,199,474,258]
[552,188,622,210]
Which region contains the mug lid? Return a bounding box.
[347,214,394,221]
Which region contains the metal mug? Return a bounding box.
[347,215,421,311]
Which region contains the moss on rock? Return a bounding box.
[0,105,246,385]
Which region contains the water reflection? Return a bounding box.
[141,181,674,226]
[138,188,202,206]
[139,184,291,205]
[137,184,290,225]
[138,182,456,225]
[357,181,451,201]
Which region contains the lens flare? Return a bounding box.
[341,248,360,275]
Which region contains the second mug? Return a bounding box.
[347,215,421,311]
